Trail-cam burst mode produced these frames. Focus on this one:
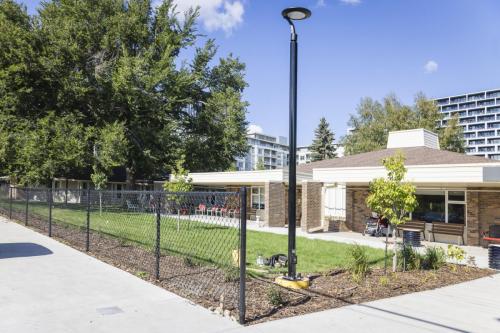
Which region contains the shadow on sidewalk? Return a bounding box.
[0,243,53,259]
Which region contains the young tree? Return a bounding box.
[366,152,418,272]
[310,117,336,161]
[163,155,194,193]
[164,155,193,229]
[343,93,459,155]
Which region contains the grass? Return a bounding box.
[0,199,386,274]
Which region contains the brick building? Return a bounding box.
[299,129,500,246]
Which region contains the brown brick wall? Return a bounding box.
[345,187,371,233]
[301,181,322,232]
[284,186,302,227]
[264,182,286,227]
[466,191,479,246]
[472,190,500,247]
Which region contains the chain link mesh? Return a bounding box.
[0,185,243,317]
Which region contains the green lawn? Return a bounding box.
[0,199,386,274]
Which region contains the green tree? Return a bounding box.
[255,158,265,170]
[310,117,336,161]
[366,152,418,272]
[0,0,249,184]
[16,113,87,186]
[343,93,455,155]
[440,115,465,153]
[163,155,194,193]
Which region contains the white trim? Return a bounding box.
[180,169,313,185]
[313,164,500,186]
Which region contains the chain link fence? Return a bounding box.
[0,184,248,323]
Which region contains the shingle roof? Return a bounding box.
[297,147,499,174]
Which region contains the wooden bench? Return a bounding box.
[431,222,465,245]
[397,220,426,239]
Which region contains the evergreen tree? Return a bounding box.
[310,117,336,161]
[439,115,465,153]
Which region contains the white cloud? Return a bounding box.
[424,60,439,74]
[340,0,361,5]
[173,0,244,35]
[247,124,263,134]
[316,0,326,7]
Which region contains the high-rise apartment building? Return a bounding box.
[435,88,500,160]
[235,132,289,171]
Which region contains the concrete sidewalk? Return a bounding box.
[230,273,500,333]
[0,217,239,333]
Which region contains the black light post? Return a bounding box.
[282,7,311,280]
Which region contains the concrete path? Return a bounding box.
[0,217,239,333]
[230,274,500,333]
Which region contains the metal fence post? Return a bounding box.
[86,188,91,252]
[25,187,29,226]
[48,188,52,237]
[239,187,247,325]
[9,186,12,219]
[155,193,161,280]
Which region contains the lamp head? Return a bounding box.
[282,7,311,21]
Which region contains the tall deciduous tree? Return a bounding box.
[366,152,418,272]
[310,117,336,161]
[0,0,249,186]
[343,93,457,155]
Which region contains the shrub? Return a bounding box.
[422,246,446,270]
[378,275,389,287]
[348,244,370,282]
[223,268,240,283]
[447,245,466,271]
[267,286,285,307]
[398,245,422,271]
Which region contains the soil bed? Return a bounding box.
[6,213,496,325]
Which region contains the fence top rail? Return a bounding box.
[7,186,240,196]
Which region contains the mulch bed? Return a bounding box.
[6,213,497,325]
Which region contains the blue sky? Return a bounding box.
[19,0,500,146]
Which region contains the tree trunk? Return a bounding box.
[126,167,136,190]
[384,231,389,274]
[392,230,398,272]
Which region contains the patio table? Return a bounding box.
[402,228,422,247]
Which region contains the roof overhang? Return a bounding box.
[313,163,500,187]
[177,169,312,186]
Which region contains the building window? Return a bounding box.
[412,191,445,223]
[411,190,465,224]
[251,187,265,210]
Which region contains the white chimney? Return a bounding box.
[387,128,440,150]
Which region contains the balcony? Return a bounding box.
[468,108,485,116]
[468,124,485,130]
[478,99,495,106]
[477,115,495,122]
[478,146,495,153]
[451,96,467,103]
[468,94,485,101]
[477,131,495,137]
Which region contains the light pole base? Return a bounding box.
[275,276,310,289]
